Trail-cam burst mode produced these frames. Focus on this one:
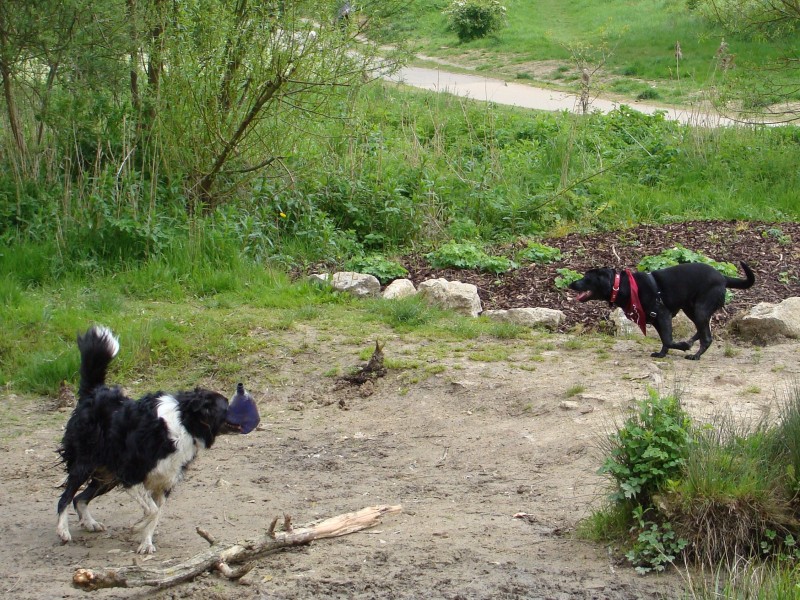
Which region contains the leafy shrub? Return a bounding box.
[447,217,482,241]
[627,505,687,574]
[519,242,562,265]
[345,254,408,284]
[636,88,660,101]
[426,241,515,274]
[554,268,582,290]
[637,245,738,277]
[443,0,507,42]
[599,390,691,504]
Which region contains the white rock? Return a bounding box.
[732,297,800,343]
[382,278,417,300]
[611,307,653,337]
[331,271,381,298]
[417,278,482,317]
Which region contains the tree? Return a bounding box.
[0,0,406,213]
[0,0,131,179]
[155,0,404,213]
[692,0,800,35]
[691,0,800,123]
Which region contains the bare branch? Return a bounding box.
[72,504,403,591]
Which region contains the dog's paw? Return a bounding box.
[57,529,72,544]
[57,517,73,544]
[684,354,701,361]
[136,541,156,554]
[650,352,667,358]
[80,518,106,532]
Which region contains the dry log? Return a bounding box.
[72,504,402,591]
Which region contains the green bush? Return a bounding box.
[599,390,691,504]
[626,505,687,574]
[518,242,563,265]
[637,245,738,277]
[425,241,515,274]
[554,268,582,290]
[443,0,507,42]
[345,254,409,284]
[446,217,482,242]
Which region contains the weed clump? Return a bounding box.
[586,384,800,577]
[426,241,515,274]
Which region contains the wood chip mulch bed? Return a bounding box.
[403,221,800,332]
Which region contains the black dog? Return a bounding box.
[57,326,258,554]
[568,261,754,360]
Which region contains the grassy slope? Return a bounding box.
[0,262,543,404]
[2,3,800,403]
[387,0,800,105]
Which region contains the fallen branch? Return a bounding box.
[72,504,402,591]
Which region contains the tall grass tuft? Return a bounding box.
[664,411,795,565]
[767,381,800,494]
[368,295,441,331]
[684,559,800,600]
[585,382,800,580]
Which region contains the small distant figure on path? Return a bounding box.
[337,1,352,26]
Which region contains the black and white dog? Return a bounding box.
[57,326,259,554]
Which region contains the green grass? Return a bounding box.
[0,250,549,398]
[565,384,586,397]
[685,561,800,600]
[383,1,800,107]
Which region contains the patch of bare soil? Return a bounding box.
[2,220,798,599]
[3,325,800,599]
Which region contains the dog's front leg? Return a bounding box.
[128,485,164,554]
[650,313,674,358]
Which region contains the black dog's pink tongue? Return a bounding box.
[227,383,260,434]
[575,291,592,302]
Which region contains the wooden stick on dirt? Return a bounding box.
[72,504,403,591]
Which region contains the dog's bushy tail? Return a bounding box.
[725,261,755,290]
[77,326,120,402]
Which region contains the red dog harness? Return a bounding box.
[610,270,648,335]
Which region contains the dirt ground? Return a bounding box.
[3,324,800,599]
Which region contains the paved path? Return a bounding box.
[388,65,737,126]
